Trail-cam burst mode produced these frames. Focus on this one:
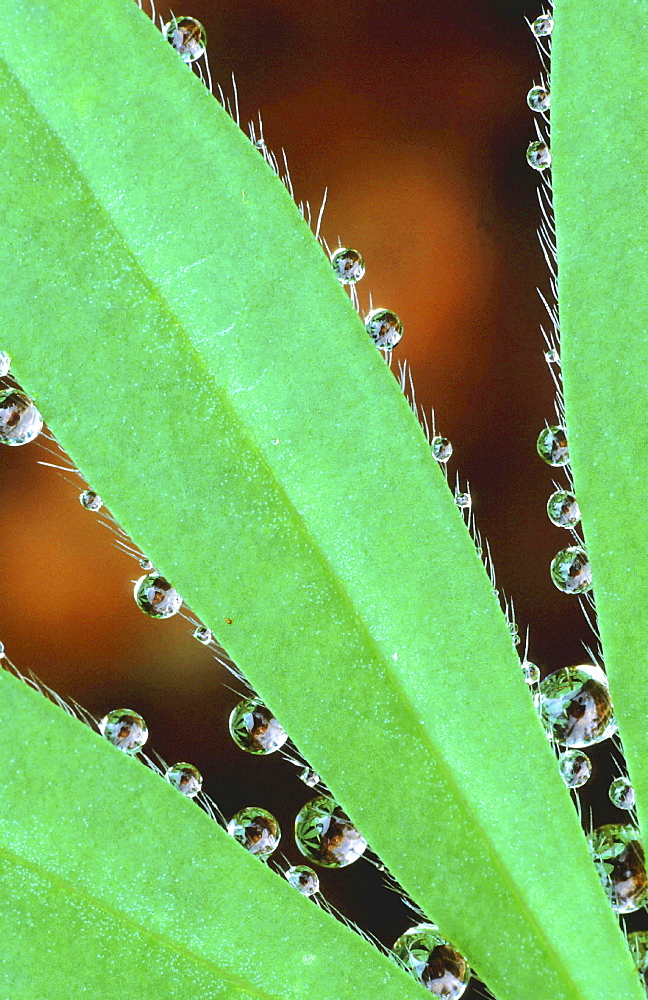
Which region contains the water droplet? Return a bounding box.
[521,660,540,685]
[162,16,207,63]
[79,490,103,512]
[227,807,280,860]
[165,762,203,797]
[531,13,554,37]
[431,435,453,463]
[393,924,471,999]
[526,140,551,171]
[295,795,367,868]
[193,625,212,644]
[285,865,320,896]
[588,824,648,913]
[99,708,148,755]
[300,766,320,787]
[364,308,403,350]
[558,749,592,789]
[527,86,551,112]
[139,558,154,571]
[229,698,288,755]
[271,438,280,445]
[547,490,581,528]
[454,490,471,509]
[536,425,569,466]
[0,351,11,377]
[544,348,560,364]
[550,545,592,594]
[0,391,43,447]
[538,664,617,747]
[134,574,182,618]
[627,931,648,993]
[330,247,365,284]
[609,776,636,811]
[508,622,521,646]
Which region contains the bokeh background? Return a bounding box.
[0,1,632,993]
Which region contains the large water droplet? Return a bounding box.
[330,247,365,284]
[526,140,551,171]
[227,807,281,860]
[0,351,11,377]
[79,490,103,512]
[99,708,148,755]
[609,776,636,811]
[550,545,592,594]
[393,924,471,999]
[588,824,648,913]
[547,490,580,528]
[531,13,554,37]
[295,795,367,868]
[537,425,569,466]
[364,308,403,350]
[134,574,182,618]
[285,865,320,896]
[558,750,592,789]
[538,664,617,747]
[627,931,648,993]
[165,762,203,797]
[162,16,207,63]
[431,435,453,463]
[527,86,551,112]
[0,391,43,447]
[229,698,288,755]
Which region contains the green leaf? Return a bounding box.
[0,2,641,999]
[0,668,426,1000]
[552,3,648,832]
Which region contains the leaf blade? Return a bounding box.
[0,3,641,999]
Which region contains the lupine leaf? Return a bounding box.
[0,2,641,999]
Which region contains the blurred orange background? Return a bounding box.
[0,0,603,985]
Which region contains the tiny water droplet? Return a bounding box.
[227,806,281,860]
[558,749,591,788]
[79,490,103,512]
[588,824,648,913]
[527,86,551,112]
[285,865,320,896]
[134,574,182,618]
[531,13,554,37]
[526,140,551,171]
[521,660,540,685]
[271,438,280,445]
[139,558,154,571]
[162,16,207,63]
[193,625,212,644]
[99,708,148,755]
[364,308,403,350]
[508,622,521,646]
[537,425,569,466]
[609,776,636,811]
[254,138,267,152]
[229,698,288,754]
[330,247,365,284]
[0,391,43,447]
[431,435,453,463]
[547,490,580,528]
[393,924,471,999]
[454,490,471,509]
[295,795,367,868]
[165,762,203,798]
[627,931,648,992]
[538,664,617,747]
[544,347,560,364]
[0,352,11,377]
[550,545,592,594]
[300,766,320,787]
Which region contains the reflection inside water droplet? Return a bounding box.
[538,664,616,747]
[165,762,203,797]
[550,545,592,594]
[547,490,580,528]
[526,140,551,171]
[609,776,636,811]
[330,247,365,284]
[286,865,320,896]
[99,708,148,755]
[162,16,207,63]
[79,490,103,511]
[589,824,648,913]
[527,86,551,112]
[537,425,569,466]
[393,924,471,999]
[531,13,554,37]
[0,391,43,447]
[558,749,591,789]
[521,661,540,685]
[229,698,288,754]
[295,796,367,868]
[193,625,212,644]
[134,574,182,618]
[227,807,281,860]
[431,435,453,463]
[364,308,403,350]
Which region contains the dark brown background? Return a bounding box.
[0,1,626,992]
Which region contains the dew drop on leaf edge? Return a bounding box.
[531,13,554,37]
[193,625,212,644]
[294,795,368,868]
[526,140,551,171]
[99,708,148,755]
[134,574,183,618]
[588,824,648,913]
[392,923,471,999]
[550,545,592,594]
[227,806,281,861]
[0,391,43,447]
[162,16,207,63]
[527,85,551,112]
[229,698,288,755]
[558,749,591,789]
[537,425,569,466]
[538,664,617,748]
[165,762,203,798]
[364,308,403,350]
[330,247,365,285]
[521,660,540,685]
[285,865,320,896]
[79,489,103,511]
[431,435,453,463]
[547,490,580,528]
[609,776,636,811]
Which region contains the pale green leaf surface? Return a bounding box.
[0,669,428,1000]
[0,2,641,999]
[552,2,648,836]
